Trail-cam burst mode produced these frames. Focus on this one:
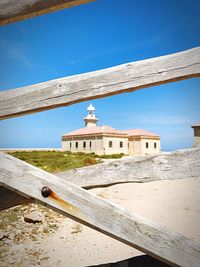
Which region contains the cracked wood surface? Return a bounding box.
[57,148,200,188]
[0,0,95,25]
[0,152,200,267]
[0,47,200,120]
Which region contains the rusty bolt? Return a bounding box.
[41,186,52,198]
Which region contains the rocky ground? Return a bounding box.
[0,203,64,266]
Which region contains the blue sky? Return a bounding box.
[0,0,200,151]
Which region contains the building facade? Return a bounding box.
[191,123,200,148]
[62,104,160,155]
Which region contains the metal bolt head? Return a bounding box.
[41,186,52,198]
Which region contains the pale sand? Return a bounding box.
[1,178,200,266]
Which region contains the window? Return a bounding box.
[109,141,112,148]
[146,142,148,148]
[83,141,86,148]
[154,142,157,148]
[120,141,123,148]
[89,141,92,148]
[70,142,72,148]
[75,142,78,148]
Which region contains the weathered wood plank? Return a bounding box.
[0,0,95,25]
[0,153,200,267]
[57,148,200,188]
[0,47,199,120]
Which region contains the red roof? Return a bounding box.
[121,129,159,137]
[63,126,159,137]
[63,126,128,137]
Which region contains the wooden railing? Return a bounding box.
[0,1,200,266]
[0,46,199,120]
[0,0,95,25]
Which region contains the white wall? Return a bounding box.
[192,127,200,148]
[103,136,129,155]
[62,136,160,155]
[140,138,160,155]
[128,139,141,155]
[128,138,160,155]
[62,136,104,155]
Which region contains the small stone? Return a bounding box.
[24,211,44,224]
[7,225,13,231]
[29,207,36,212]
[38,225,44,232]
[4,239,13,245]
[15,229,21,235]
[10,260,16,264]
[9,233,15,240]
[0,232,9,240]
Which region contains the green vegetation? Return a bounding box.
[8,151,125,173]
[94,153,124,159]
[8,151,100,173]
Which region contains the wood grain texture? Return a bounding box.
[0,47,199,120]
[1,152,200,267]
[0,0,95,25]
[57,148,200,188]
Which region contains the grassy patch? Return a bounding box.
[8,151,101,173]
[95,153,125,159]
[8,151,125,173]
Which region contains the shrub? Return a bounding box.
[83,157,98,166]
[95,153,124,159]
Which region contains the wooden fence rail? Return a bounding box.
[1,152,200,267]
[0,46,199,120]
[57,148,200,188]
[0,0,95,25]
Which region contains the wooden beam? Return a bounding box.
[57,148,200,188]
[0,153,200,267]
[0,0,95,26]
[0,47,199,120]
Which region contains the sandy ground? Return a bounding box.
[1,177,200,267]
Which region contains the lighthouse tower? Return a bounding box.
[84,104,98,128]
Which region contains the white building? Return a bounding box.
[191,123,200,148]
[62,104,160,155]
